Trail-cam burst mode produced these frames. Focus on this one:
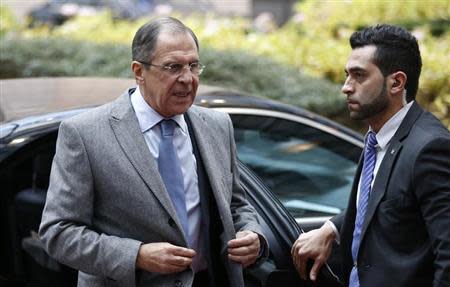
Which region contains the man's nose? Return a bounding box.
[177,68,194,84]
[341,78,354,95]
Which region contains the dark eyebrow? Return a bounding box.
[346,66,366,74]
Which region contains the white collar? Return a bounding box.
[130,86,188,134]
[369,101,414,149]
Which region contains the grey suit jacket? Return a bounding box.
[331,102,450,286]
[39,89,265,287]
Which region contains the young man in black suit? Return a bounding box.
[292,24,450,287]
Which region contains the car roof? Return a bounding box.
[0,77,362,141]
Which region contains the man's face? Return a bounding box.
[342,45,389,121]
[137,31,199,118]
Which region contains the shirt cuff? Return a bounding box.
[325,220,340,245]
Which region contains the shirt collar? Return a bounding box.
[369,100,414,150]
[130,86,188,134]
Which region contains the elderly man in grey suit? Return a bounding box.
[39,17,267,287]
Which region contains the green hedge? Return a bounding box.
[0,36,132,78]
[0,35,349,123]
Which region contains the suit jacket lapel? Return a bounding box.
[108,91,179,221]
[186,108,231,218]
[359,102,423,239]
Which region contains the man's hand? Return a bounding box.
[136,242,196,274]
[291,223,336,282]
[228,230,261,268]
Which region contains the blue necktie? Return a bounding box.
[349,131,377,287]
[158,119,189,242]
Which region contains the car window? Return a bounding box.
[230,114,361,219]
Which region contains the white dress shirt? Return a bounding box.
[328,101,414,242]
[131,87,206,271]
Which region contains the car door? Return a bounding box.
[238,162,343,287]
[222,109,362,282]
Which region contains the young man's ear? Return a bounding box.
[131,61,145,84]
[389,71,407,95]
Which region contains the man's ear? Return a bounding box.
[389,71,407,95]
[131,61,144,84]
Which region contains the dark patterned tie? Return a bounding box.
[158,119,189,241]
[349,131,377,287]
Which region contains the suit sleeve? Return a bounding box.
[226,115,269,258]
[330,211,345,233]
[413,136,450,286]
[39,121,142,285]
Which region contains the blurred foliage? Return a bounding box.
[199,48,345,118]
[0,36,344,121]
[0,5,19,37]
[1,0,449,128]
[0,35,132,78]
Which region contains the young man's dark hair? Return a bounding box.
[350,24,422,102]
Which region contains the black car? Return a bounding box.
[0,77,363,286]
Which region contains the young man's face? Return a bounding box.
[342,45,390,122]
[134,30,200,118]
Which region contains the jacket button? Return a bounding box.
[363,264,371,270]
[174,279,182,287]
[168,218,176,228]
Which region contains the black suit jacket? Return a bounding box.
[331,102,450,287]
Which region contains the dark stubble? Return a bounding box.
[350,78,389,121]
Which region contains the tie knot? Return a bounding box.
[160,119,176,137]
[366,131,378,149]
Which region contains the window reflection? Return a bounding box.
[231,114,361,218]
